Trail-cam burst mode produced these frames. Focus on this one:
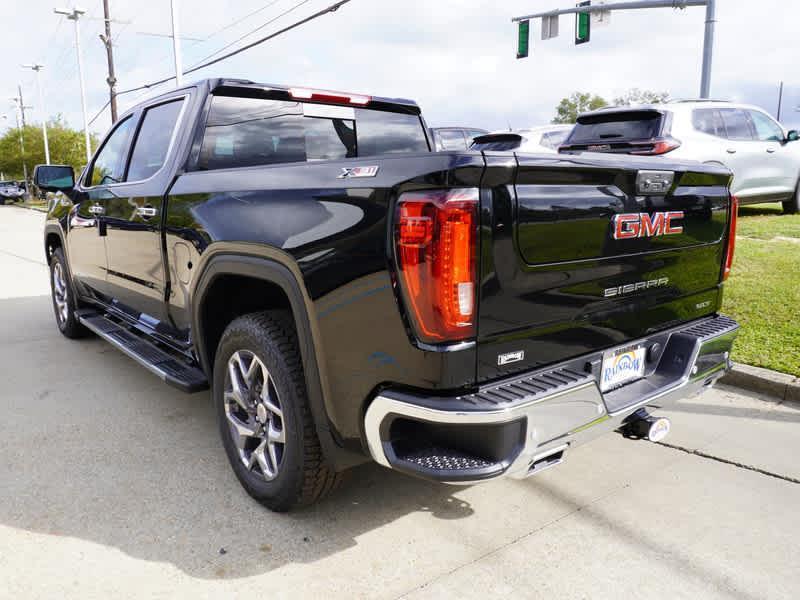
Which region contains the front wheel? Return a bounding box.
[782,181,799,214]
[49,248,89,338]
[213,311,343,512]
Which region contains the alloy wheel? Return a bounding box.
[52,262,69,325]
[223,350,286,481]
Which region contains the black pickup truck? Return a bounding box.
[38,78,739,511]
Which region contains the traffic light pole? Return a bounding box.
[512,0,716,98]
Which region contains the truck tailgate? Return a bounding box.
[477,152,733,382]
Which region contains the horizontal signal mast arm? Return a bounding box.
[512,0,708,22]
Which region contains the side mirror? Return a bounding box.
[786,130,799,143]
[33,164,75,193]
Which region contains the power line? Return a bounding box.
[186,0,351,74]
[197,0,285,45]
[186,0,315,70]
[86,0,351,126]
[121,0,351,97]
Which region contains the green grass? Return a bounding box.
[737,203,800,240]
[721,204,800,375]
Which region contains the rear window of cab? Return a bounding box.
[198,96,429,170]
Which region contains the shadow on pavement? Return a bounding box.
[0,295,475,580]
[667,399,800,423]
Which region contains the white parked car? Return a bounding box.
[470,125,574,154]
[559,100,800,213]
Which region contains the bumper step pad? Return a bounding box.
[78,311,208,393]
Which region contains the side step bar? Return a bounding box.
[78,311,209,393]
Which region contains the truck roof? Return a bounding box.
[136,77,422,115]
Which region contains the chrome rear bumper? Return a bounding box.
[364,315,739,483]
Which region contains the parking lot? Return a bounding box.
[1,204,799,599]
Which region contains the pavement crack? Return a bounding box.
[658,441,800,485]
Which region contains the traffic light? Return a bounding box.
[517,19,530,58]
[575,1,591,44]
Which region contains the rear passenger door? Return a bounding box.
[103,96,187,323]
[717,108,763,200]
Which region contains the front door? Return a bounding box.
[68,116,137,298]
[103,97,187,325]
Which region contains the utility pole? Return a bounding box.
[99,0,118,122]
[513,0,717,99]
[21,64,51,164]
[777,81,784,122]
[8,103,28,185]
[170,0,184,86]
[54,7,92,162]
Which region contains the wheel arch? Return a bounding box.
[191,247,363,471]
[44,223,66,265]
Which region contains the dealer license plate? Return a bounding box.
[600,346,646,392]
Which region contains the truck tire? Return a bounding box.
[49,247,90,338]
[782,181,800,214]
[213,311,343,511]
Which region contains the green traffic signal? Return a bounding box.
[576,1,591,44]
[517,20,530,59]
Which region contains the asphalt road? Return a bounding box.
[1,204,799,599]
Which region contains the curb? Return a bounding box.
[720,363,800,403]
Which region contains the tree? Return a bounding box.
[552,92,608,124]
[0,116,98,180]
[612,88,670,106]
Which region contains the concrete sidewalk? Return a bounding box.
[1,205,798,599]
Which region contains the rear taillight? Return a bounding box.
[395,188,479,344]
[723,195,739,281]
[630,137,682,155]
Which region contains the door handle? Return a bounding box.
[726,149,737,154]
[88,204,105,215]
[766,148,776,153]
[135,206,157,219]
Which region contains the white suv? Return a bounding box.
[560,100,800,213]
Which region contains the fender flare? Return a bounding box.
[191,248,362,470]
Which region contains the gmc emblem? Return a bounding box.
[612,212,684,240]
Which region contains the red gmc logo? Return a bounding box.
[613,211,684,240]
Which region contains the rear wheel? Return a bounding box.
[214,311,343,512]
[782,181,799,214]
[49,248,89,338]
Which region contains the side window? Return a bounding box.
[719,109,754,141]
[692,109,726,138]
[88,117,135,187]
[747,110,784,142]
[126,99,185,181]
[436,130,468,151]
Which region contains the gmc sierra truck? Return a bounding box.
[38,78,739,511]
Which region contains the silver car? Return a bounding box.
[560,100,800,213]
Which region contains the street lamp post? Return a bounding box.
[21,64,51,165]
[54,7,91,162]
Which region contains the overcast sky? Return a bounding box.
[1,0,798,140]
